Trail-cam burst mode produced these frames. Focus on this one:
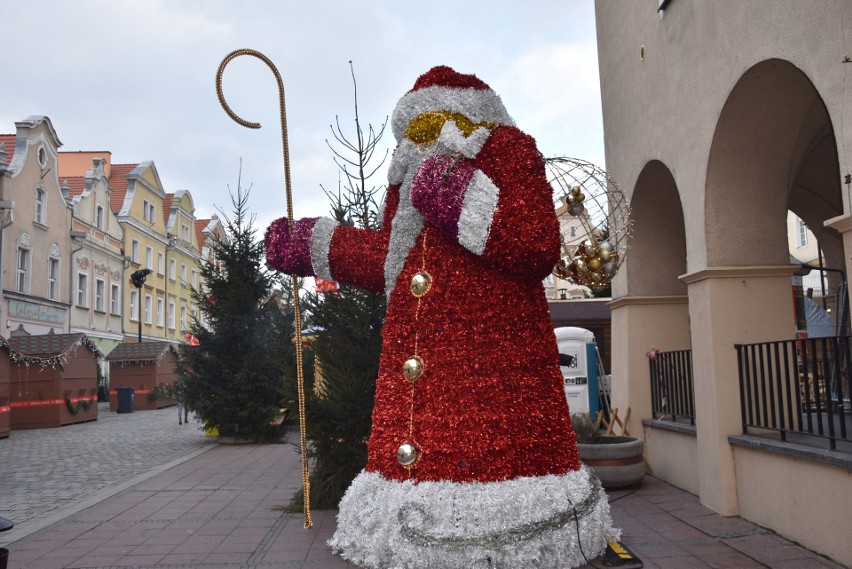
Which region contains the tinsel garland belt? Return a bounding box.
[398,476,603,549]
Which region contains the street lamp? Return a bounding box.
[130,268,152,343]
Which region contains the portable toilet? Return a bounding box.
[554,326,599,415]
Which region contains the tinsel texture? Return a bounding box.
[411,155,475,236]
[263,217,317,276]
[259,64,621,567]
[331,467,618,569]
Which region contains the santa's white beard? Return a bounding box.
[387,121,492,186]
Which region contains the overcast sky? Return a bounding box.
[2,1,603,232]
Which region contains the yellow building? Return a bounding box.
[108,162,172,342]
[163,190,201,341]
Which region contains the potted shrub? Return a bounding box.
[572,413,645,489]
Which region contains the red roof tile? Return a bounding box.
[162,194,173,228]
[0,134,17,163]
[108,163,138,214]
[62,176,86,198]
[195,219,210,250]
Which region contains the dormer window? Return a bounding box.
[95,204,104,230]
[142,199,156,223]
[35,187,46,224]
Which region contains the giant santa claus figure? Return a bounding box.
[265,66,617,568]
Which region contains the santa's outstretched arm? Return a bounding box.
[264,191,394,294]
[411,125,560,280]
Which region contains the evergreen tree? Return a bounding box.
[179,179,293,441]
[290,63,388,509]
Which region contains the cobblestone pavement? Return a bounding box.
[0,402,215,545]
[0,404,846,568]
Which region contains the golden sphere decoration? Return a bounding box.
[410,272,432,297]
[403,356,424,382]
[547,158,632,291]
[397,443,418,466]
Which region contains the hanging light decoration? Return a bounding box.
[546,157,632,290]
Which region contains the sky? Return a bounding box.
[1,1,604,233]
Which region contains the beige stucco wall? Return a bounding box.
[643,425,698,495]
[609,295,690,437]
[596,1,852,559]
[595,0,852,277]
[733,446,852,567]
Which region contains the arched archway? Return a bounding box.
[690,58,844,514]
[705,58,842,268]
[628,160,687,297]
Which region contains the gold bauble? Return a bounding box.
[587,257,603,271]
[410,272,432,297]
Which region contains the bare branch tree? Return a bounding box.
[320,61,388,229]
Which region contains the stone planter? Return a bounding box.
[577,436,645,489]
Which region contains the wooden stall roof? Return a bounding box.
[106,341,178,364]
[2,333,104,362]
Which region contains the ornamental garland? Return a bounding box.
[0,335,105,371]
[65,393,97,415]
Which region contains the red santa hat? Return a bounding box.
[391,65,514,142]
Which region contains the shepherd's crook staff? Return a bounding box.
[216,49,312,529]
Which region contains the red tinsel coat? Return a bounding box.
[326,125,580,483]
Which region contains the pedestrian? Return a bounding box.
[175,375,189,425]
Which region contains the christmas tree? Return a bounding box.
[290,62,388,509]
[179,180,294,441]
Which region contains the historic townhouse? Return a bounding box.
[58,152,126,356]
[163,190,200,341]
[108,161,171,343]
[0,116,81,337]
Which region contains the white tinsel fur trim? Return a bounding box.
[458,170,499,256]
[330,467,619,569]
[383,168,424,296]
[311,217,339,282]
[392,85,515,142]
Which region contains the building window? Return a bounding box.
[35,188,46,224]
[130,290,139,321]
[796,217,809,248]
[169,259,176,280]
[146,246,153,270]
[191,269,197,288]
[181,224,190,242]
[181,264,187,283]
[142,199,156,223]
[111,283,120,314]
[157,298,164,327]
[145,294,152,324]
[47,258,59,301]
[95,279,105,312]
[180,305,187,330]
[131,239,140,263]
[157,252,164,274]
[169,301,176,329]
[77,273,89,307]
[95,204,104,230]
[16,248,30,293]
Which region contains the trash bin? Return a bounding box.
[0,516,13,569]
[116,386,135,414]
